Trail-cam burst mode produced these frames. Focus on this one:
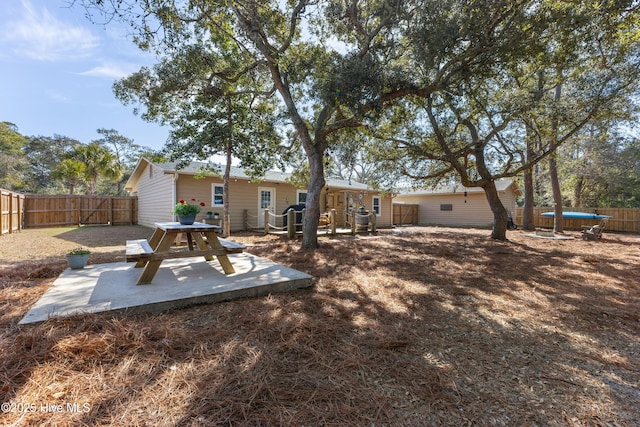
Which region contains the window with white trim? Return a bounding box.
[372,196,381,215]
[212,184,224,206]
[297,190,307,205]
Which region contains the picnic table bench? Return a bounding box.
[125,222,246,285]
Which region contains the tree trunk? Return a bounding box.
[483,180,509,240]
[549,153,564,233]
[522,168,535,230]
[522,124,536,230]
[222,140,232,238]
[549,80,563,233]
[301,147,326,249]
[573,176,584,207]
[222,98,232,238]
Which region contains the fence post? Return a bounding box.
[264,209,270,234]
[351,211,356,235]
[108,197,113,225]
[369,211,377,233]
[8,191,13,234]
[330,209,336,235]
[287,209,295,239]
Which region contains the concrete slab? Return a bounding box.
[20,253,313,324]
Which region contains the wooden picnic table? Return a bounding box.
[125,222,245,285]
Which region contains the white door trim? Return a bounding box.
[257,187,276,228]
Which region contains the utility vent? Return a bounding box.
[440,204,453,211]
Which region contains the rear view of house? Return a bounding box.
[125,158,393,231]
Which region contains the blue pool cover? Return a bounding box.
[541,211,612,219]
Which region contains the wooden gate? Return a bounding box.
[393,204,419,226]
[23,195,138,227]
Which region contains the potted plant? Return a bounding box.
[66,247,91,269]
[213,212,220,220]
[205,211,213,220]
[173,198,205,225]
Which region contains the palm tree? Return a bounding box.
[52,159,86,194]
[73,142,122,195]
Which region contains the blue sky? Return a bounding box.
[0,0,169,150]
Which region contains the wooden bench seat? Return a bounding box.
[126,238,246,263]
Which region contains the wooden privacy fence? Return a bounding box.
[393,204,419,226]
[514,207,640,233]
[1,189,25,235]
[23,195,138,228]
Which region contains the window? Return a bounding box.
[212,184,224,206]
[372,196,381,215]
[440,204,453,211]
[297,190,307,205]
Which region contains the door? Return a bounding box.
[257,187,276,228]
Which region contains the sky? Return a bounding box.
[0,0,169,151]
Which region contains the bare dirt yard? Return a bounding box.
[1,225,639,426]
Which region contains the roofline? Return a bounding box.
[126,158,376,192]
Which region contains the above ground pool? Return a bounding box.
[541,211,612,219]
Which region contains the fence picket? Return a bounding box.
[514,207,639,233]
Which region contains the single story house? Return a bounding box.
[124,158,393,231]
[394,179,520,228]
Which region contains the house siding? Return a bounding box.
[394,186,517,228]
[133,163,175,228]
[127,159,393,231]
[176,177,309,231]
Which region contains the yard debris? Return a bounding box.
[0,226,639,425]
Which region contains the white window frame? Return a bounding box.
[372,196,381,216]
[296,190,307,205]
[212,184,225,207]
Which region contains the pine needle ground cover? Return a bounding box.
[1,226,638,426]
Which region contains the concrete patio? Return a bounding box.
[20,253,313,324]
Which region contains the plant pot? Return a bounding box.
[213,214,220,220]
[66,254,89,270]
[205,214,213,220]
[178,214,196,225]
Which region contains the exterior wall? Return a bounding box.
[128,159,394,232]
[132,163,175,228]
[176,176,301,231]
[394,187,517,228]
[324,190,392,228]
[369,193,392,228]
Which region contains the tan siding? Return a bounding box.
[368,194,392,227]
[135,164,175,227]
[176,176,302,231]
[135,164,394,232]
[395,188,516,227]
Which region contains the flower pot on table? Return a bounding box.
[178,214,197,225]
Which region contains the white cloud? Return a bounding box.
[46,90,71,103]
[3,0,99,61]
[77,62,141,79]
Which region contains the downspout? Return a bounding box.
[172,173,179,222]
